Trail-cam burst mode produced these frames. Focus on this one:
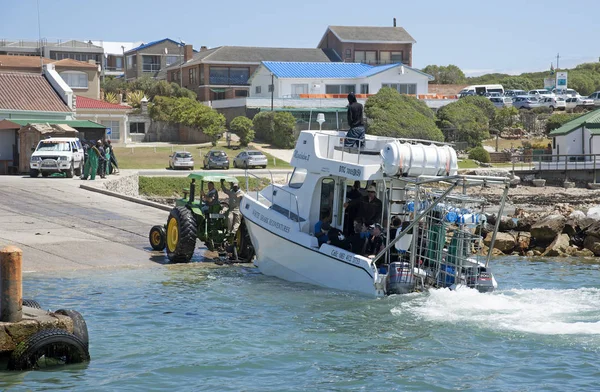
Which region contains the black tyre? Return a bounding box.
[233,161,237,168]
[7,329,90,370]
[30,169,39,178]
[54,309,89,350]
[22,299,42,309]
[65,163,74,178]
[166,206,197,263]
[41,172,50,178]
[235,219,255,261]
[74,160,83,176]
[149,225,166,251]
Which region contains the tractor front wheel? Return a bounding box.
[166,206,197,263]
[149,225,166,251]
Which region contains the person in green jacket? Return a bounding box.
[82,141,100,180]
[104,141,112,175]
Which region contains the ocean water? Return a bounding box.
[1,257,600,391]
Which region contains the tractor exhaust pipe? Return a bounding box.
[189,179,196,202]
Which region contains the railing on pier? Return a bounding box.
[511,153,600,181]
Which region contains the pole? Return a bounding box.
[122,46,126,81]
[556,53,560,70]
[270,73,274,111]
[1,246,23,323]
[179,43,183,86]
[37,0,43,72]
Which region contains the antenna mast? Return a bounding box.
[37,0,43,72]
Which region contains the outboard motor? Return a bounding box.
[386,262,415,294]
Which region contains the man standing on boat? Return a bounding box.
[221,179,244,237]
[344,92,365,148]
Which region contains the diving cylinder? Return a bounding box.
[381,141,458,177]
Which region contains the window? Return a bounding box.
[59,71,88,89]
[129,122,146,134]
[345,49,351,59]
[291,84,308,97]
[188,68,196,85]
[115,57,123,70]
[229,68,250,84]
[320,178,335,220]
[166,55,178,66]
[365,51,377,64]
[142,55,160,72]
[209,67,229,84]
[209,67,250,85]
[212,90,226,100]
[391,52,403,62]
[235,90,248,97]
[101,120,120,140]
[379,51,391,64]
[255,86,262,94]
[382,83,417,95]
[325,85,355,94]
[354,51,365,63]
[360,84,369,94]
[289,168,307,189]
[268,84,274,92]
[199,66,204,85]
[126,55,135,68]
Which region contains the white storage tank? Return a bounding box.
[381,141,458,177]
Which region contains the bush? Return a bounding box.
[459,96,497,121]
[230,116,255,146]
[365,88,443,141]
[468,146,490,163]
[546,112,581,133]
[272,112,297,148]
[436,99,490,147]
[252,111,275,142]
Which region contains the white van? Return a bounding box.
[459,84,504,97]
[30,137,84,178]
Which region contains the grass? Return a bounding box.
[113,142,291,170]
[139,176,271,197]
[457,159,479,169]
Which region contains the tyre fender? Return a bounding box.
[54,309,89,350]
[22,299,42,309]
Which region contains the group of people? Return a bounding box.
[200,179,244,238]
[80,139,119,180]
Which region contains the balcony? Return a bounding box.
[142,64,161,72]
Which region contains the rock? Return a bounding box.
[587,206,600,221]
[533,250,542,256]
[563,181,575,189]
[523,174,535,183]
[516,216,536,232]
[583,221,600,238]
[543,234,571,257]
[498,216,517,232]
[553,203,574,217]
[563,218,579,238]
[0,327,16,352]
[574,248,595,257]
[532,179,546,187]
[509,175,521,187]
[484,232,516,253]
[583,235,600,256]
[515,231,531,251]
[530,214,567,245]
[569,210,586,220]
[526,250,534,257]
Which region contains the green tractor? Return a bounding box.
[148,173,254,263]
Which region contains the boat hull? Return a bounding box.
[244,219,383,297]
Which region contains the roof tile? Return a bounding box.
[0,73,71,113]
[328,25,416,43]
[75,96,131,110]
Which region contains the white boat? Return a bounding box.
[240,131,509,297]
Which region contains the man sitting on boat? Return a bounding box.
[343,185,383,227]
[347,217,369,255]
[365,223,386,261]
[344,92,365,148]
[314,210,331,246]
[321,222,350,250]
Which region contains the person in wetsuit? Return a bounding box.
[344,92,365,148]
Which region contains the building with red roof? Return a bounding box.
[74,96,131,143]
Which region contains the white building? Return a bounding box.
[550,109,600,158]
[249,61,433,99]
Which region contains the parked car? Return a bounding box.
[485,92,503,98]
[588,91,600,106]
[513,96,541,110]
[489,96,513,108]
[203,150,229,170]
[553,88,579,98]
[233,150,268,169]
[538,96,566,111]
[565,96,595,110]
[169,151,194,170]
[528,89,554,99]
[29,137,84,178]
[505,89,527,97]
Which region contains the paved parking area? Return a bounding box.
[0,176,170,273]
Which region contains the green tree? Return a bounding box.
[491,106,519,131]
[101,76,127,95]
[436,99,490,147]
[460,95,497,120]
[272,112,297,148]
[546,112,581,133]
[422,64,466,84]
[365,88,444,141]
[500,76,536,91]
[252,111,276,142]
[150,80,172,99]
[230,116,255,146]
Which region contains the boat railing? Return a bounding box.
[244,169,273,206]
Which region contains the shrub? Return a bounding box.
[468,146,491,163]
[364,88,443,141]
[126,90,145,108]
[252,111,276,142]
[104,92,119,104]
[437,100,490,147]
[230,116,255,146]
[546,112,581,133]
[272,112,297,148]
[459,96,497,121]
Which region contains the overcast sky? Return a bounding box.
[2,0,598,76]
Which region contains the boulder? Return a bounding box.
[525,250,534,257]
[516,216,536,232]
[530,214,567,245]
[583,235,600,256]
[542,234,571,257]
[583,221,600,238]
[498,216,517,232]
[569,210,586,220]
[484,232,516,254]
[586,206,600,221]
[515,232,531,252]
[574,248,595,257]
[562,218,579,238]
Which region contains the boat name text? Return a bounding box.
[330,249,361,265]
[338,165,362,178]
[252,209,291,233]
[293,150,310,161]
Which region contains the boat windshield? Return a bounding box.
[288,168,307,189]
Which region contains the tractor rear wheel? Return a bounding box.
[235,219,255,261]
[166,206,197,263]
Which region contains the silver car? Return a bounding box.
[513,96,541,110]
[233,150,268,169]
[169,151,194,170]
[489,96,513,108]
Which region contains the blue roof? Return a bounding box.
[262,61,404,79]
[127,38,184,53]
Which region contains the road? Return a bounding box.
[0,176,172,273]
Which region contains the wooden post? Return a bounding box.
[1,246,22,323]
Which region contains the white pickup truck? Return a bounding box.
[29,137,85,178]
